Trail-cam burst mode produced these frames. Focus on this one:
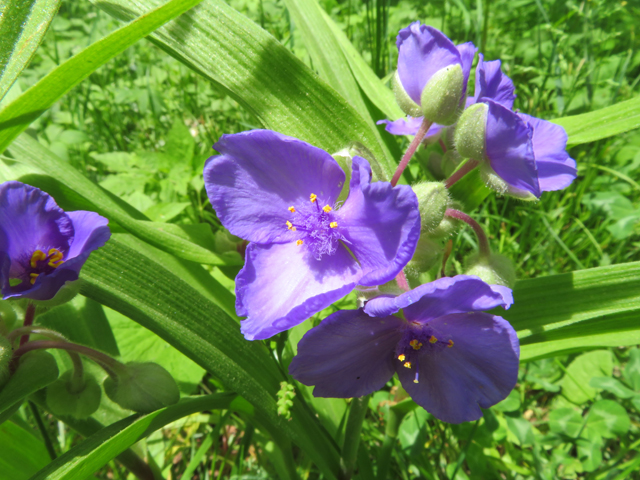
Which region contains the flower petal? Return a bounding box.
[335,157,420,286]
[473,55,516,109]
[289,310,403,398]
[377,117,445,140]
[204,130,346,244]
[397,313,520,423]
[237,242,361,340]
[396,22,461,105]
[364,275,512,319]
[57,211,111,274]
[484,100,540,197]
[456,42,477,99]
[519,114,577,192]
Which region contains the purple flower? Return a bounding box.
[289,275,519,423]
[0,182,111,301]
[470,54,516,109]
[204,130,421,341]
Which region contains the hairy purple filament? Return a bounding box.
[395,322,454,383]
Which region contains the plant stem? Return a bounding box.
[376,406,403,480]
[19,303,36,347]
[450,419,479,479]
[391,117,433,187]
[395,270,411,292]
[7,326,67,344]
[444,159,479,189]
[444,209,491,258]
[29,401,57,460]
[340,395,370,479]
[438,138,447,153]
[13,340,126,377]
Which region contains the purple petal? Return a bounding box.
[364,275,512,319]
[289,310,403,397]
[473,55,516,109]
[237,242,361,340]
[57,211,111,276]
[456,42,477,99]
[377,117,445,140]
[485,100,540,197]
[519,114,577,192]
[335,157,420,286]
[396,22,461,105]
[397,313,519,423]
[204,130,346,244]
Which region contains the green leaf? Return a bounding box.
[79,237,340,478]
[505,262,640,361]
[0,0,203,152]
[585,399,630,439]
[92,0,398,180]
[589,376,636,399]
[0,351,59,418]
[576,428,603,473]
[625,347,640,391]
[554,96,640,147]
[0,0,61,102]
[8,135,241,266]
[560,351,613,405]
[29,394,236,480]
[505,415,535,447]
[491,389,521,412]
[0,420,51,479]
[548,407,583,438]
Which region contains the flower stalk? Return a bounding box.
[340,395,370,480]
[19,303,36,347]
[391,118,433,187]
[444,208,491,258]
[444,159,479,189]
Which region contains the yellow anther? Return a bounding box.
[30,250,46,268]
[410,339,423,351]
[288,206,296,213]
[397,354,406,362]
[296,240,304,246]
[29,273,39,285]
[309,193,317,203]
[330,222,338,228]
[323,205,332,213]
[429,336,438,344]
[286,221,297,231]
[403,361,412,369]
[447,339,454,348]
[47,248,64,267]
[413,379,419,384]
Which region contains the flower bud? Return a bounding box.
[412,182,449,234]
[441,150,462,178]
[0,301,17,334]
[0,336,12,388]
[276,381,296,420]
[406,237,442,274]
[104,362,179,413]
[214,230,242,254]
[420,64,464,125]
[479,163,538,201]
[454,102,488,160]
[46,370,101,419]
[465,252,516,288]
[392,71,423,118]
[430,200,463,239]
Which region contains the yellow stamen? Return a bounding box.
[323,205,332,213]
[410,339,423,351]
[330,222,338,228]
[429,336,438,344]
[29,273,39,285]
[296,240,304,246]
[403,361,412,369]
[447,339,454,348]
[47,248,64,268]
[288,206,296,213]
[413,379,419,384]
[397,354,406,362]
[30,250,46,268]
[309,193,317,203]
[286,221,296,231]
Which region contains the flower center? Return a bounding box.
[285,193,344,260]
[9,248,66,287]
[395,322,453,383]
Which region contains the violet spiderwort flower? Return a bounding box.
[204,130,421,341]
[289,275,519,424]
[393,22,476,125]
[0,182,111,301]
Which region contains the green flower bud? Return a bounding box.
[332,142,381,200]
[479,163,538,201]
[454,102,488,160]
[420,65,464,126]
[412,182,449,234]
[104,362,180,413]
[0,336,12,388]
[276,381,296,420]
[430,200,463,239]
[392,71,423,118]
[46,370,101,419]
[406,237,443,274]
[465,252,516,288]
[214,230,242,254]
[0,301,17,335]
[441,150,462,178]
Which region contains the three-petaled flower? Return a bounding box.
[289,275,519,423]
[0,182,111,301]
[204,130,421,340]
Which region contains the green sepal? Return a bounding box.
[420,65,464,125]
[454,102,488,160]
[411,182,449,234]
[465,252,516,288]
[392,70,422,118]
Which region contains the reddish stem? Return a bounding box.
[391,118,433,187]
[19,303,36,347]
[395,271,411,292]
[438,138,447,153]
[444,208,491,258]
[444,159,479,189]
